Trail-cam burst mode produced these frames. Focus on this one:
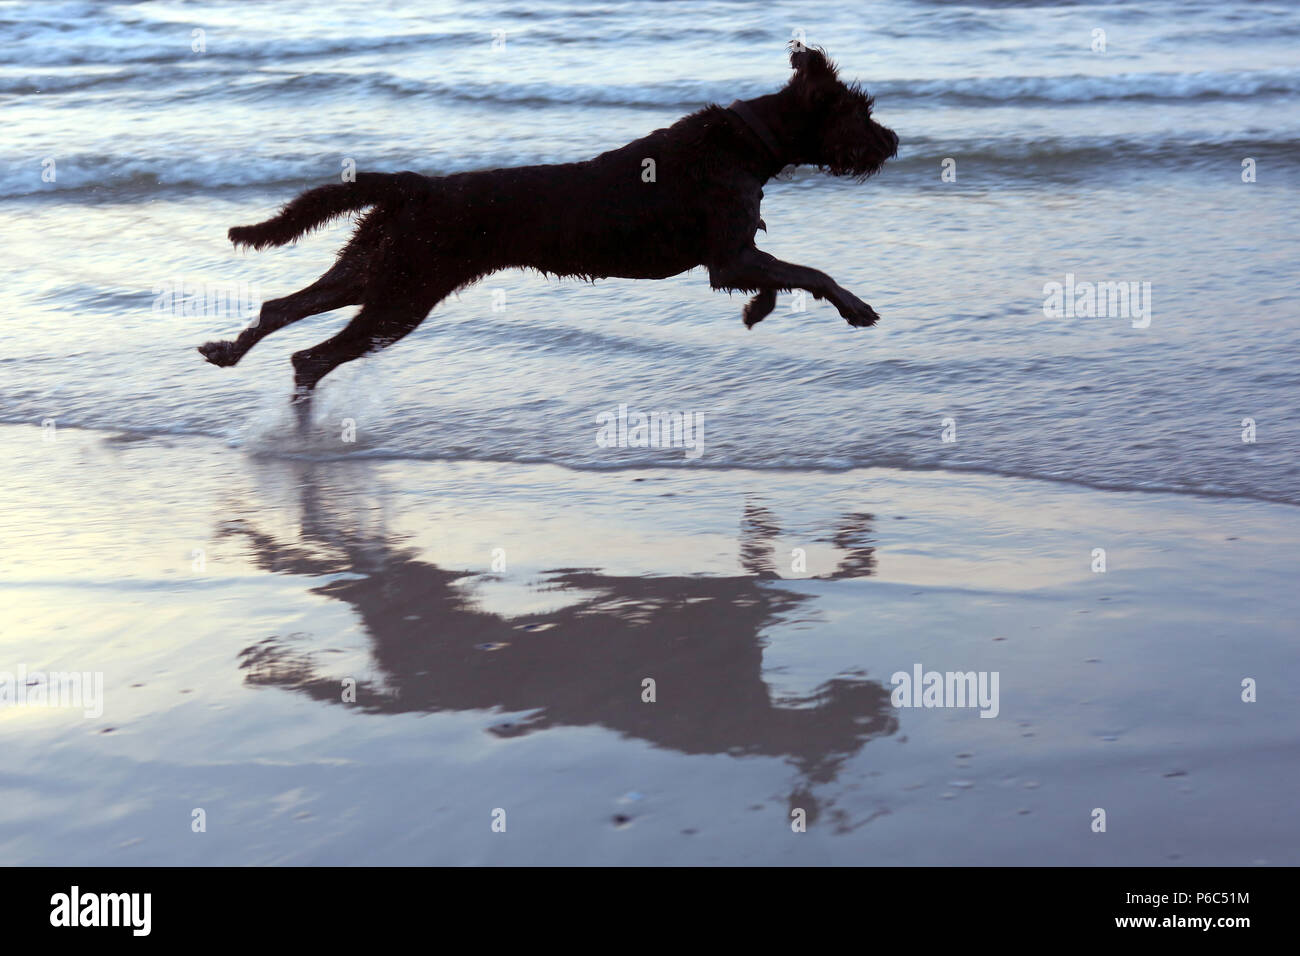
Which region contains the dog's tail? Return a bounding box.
[228,172,414,251]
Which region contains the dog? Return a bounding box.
[200,46,898,405]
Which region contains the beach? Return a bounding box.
[2,0,1298,866]
[2,424,1296,865]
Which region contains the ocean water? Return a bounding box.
[4,0,1299,502]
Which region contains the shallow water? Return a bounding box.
[3,428,1297,865]
[3,0,1299,867]
[3,0,1298,501]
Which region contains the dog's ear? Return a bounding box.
[788,45,838,85]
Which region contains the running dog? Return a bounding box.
[200,46,898,405]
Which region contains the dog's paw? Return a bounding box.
[845,304,879,328]
[837,293,880,328]
[198,340,239,367]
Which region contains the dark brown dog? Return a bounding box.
[200,46,898,404]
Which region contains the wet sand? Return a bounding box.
[1,424,1296,864]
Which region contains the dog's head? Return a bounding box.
[785,46,898,179]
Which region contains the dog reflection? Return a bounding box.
[223,472,894,823]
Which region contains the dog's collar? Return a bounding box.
[725,99,785,168]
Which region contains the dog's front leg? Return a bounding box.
[709,248,880,328]
[741,289,777,329]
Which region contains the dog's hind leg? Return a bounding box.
[198,262,363,368]
[289,281,446,405]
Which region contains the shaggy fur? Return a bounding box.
[200,47,899,402]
